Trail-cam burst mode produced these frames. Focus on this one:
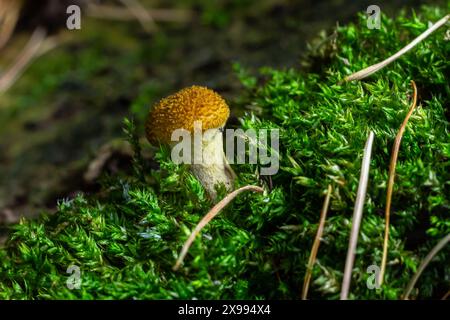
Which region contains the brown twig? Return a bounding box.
[379,80,418,286]
[342,14,450,82]
[340,131,375,300]
[301,184,332,300]
[0,27,54,94]
[86,4,192,23]
[118,0,158,33]
[403,233,450,300]
[173,185,264,271]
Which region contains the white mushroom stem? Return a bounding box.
[190,127,235,201]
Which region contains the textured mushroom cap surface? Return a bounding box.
[145,85,230,144]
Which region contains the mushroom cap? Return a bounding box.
[145,85,230,144]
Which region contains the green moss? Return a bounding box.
[0,5,449,299]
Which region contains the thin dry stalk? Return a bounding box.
[0,0,23,50]
[403,233,450,300]
[442,290,450,300]
[173,185,264,271]
[379,80,418,286]
[0,27,50,94]
[340,131,375,300]
[301,184,332,300]
[86,4,192,23]
[343,14,450,82]
[118,0,157,33]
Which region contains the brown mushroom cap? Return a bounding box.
[145,85,230,144]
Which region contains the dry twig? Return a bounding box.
[342,14,450,82]
[173,185,264,271]
[301,184,332,300]
[118,0,158,33]
[442,290,450,300]
[340,131,375,300]
[0,27,57,94]
[86,4,192,23]
[403,233,450,299]
[0,0,23,50]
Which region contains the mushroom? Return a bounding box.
[145,85,236,200]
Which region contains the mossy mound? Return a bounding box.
[0,5,448,299]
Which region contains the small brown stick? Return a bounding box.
[0,0,23,50]
[301,184,332,300]
[379,80,418,286]
[403,233,450,300]
[340,131,375,300]
[86,4,192,23]
[0,27,51,94]
[442,290,450,300]
[118,0,158,33]
[173,185,264,271]
[342,14,450,82]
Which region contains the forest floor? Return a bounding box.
[0,0,436,236]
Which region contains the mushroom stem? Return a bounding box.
[190,127,235,201]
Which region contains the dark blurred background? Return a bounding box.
[0,0,441,235]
